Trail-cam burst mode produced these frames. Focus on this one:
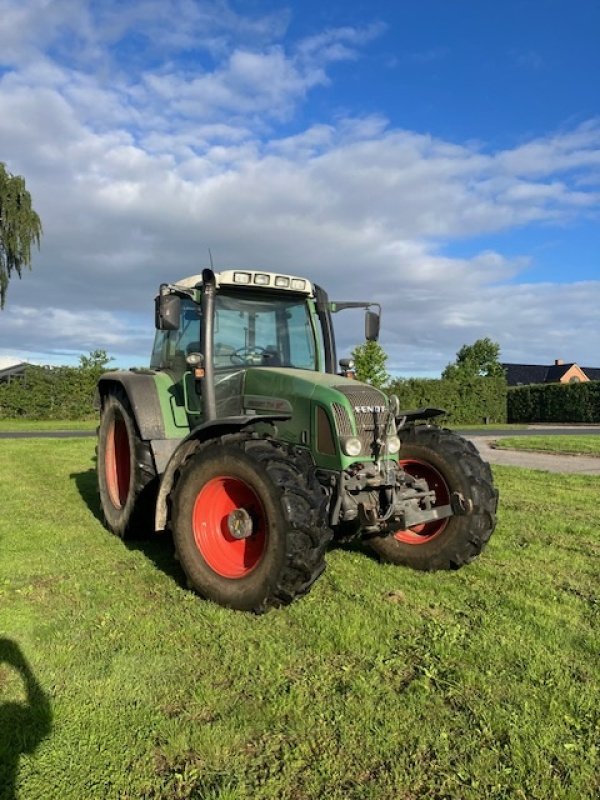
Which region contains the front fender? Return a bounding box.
[154,414,290,532]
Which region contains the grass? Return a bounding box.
[0,418,97,432]
[1,439,598,799]
[496,435,600,456]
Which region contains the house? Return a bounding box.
[502,359,600,387]
[0,362,33,384]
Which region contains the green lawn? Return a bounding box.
[0,439,598,799]
[0,419,97,432]
[497,435,600,456]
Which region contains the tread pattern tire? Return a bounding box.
[171,433,332,612]
[97,387,157,539]
[369,426,498,570]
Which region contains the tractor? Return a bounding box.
[96,268,498,611]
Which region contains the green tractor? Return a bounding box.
[96,268,497,611]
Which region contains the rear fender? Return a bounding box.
[96,371,166,440]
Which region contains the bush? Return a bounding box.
[386,376,507,425]
[0,365,101,420]
[508,381,600,423]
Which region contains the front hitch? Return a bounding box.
[359,490,471,535]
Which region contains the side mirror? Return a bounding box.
[365,310,380,341]
[155,290,181,331]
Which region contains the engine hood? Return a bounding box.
[240,367,390,470]
[242,367,387,410]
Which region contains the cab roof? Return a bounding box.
[173,269,314,296]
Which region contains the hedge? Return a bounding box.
[386,376,507,426]
[508,381,600,423]
[0,365,102,420]
[1,365,509,426]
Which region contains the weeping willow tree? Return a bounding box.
[0,163,42,308]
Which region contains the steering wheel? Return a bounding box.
[230,346,268,365]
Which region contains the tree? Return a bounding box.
[351,340,390,388]
[0,163,42,308]
[78,350,112,372]
[442,337,504,380]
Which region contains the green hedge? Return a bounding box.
[2,365,509,426]
[386,376,507,425]
[508,381,600,423]
[0,365,101,420]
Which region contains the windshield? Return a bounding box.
[213,290,317,370]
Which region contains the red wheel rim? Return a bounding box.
[394,458,450,544]
[105,415,131,509]
[192,476,267,579]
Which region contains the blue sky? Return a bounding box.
[0,0,598,375]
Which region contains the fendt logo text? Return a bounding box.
[354,405,386,414]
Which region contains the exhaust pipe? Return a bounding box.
[200,268,217,421]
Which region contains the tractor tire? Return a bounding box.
[97,388,157,539]
[171,434,332,612]
[369,426,498,570]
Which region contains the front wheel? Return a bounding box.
[171,435,332,611]
[369,426,498,570]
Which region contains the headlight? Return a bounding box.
[386,435,401,454]
[341,437,362,457]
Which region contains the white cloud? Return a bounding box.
[0,305,152,365]
[0,0,291,67]
[496,122,600,178]
[0,3,599,375]
[0,355,24,369]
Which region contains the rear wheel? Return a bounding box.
[97,389,157,539]
[369,426,498,570]
[171,435,332,611]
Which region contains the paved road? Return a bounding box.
[3,425,600,475]
[465,431,600,475]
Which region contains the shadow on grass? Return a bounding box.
[70,469,187,591]
[71,468,379,588]
[328,521,381,562]
[71,467,104,525]
[0,639,53,800]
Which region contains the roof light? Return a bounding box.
[233,272,251,284]
[254,273,270,286]
[274,276,290,288]
[291,278,306,291]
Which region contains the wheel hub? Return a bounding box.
[227,508,254,540]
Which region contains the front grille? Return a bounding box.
[332,402,353,436]
[334,385,388,457]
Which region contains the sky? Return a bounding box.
[0,0,599,377]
